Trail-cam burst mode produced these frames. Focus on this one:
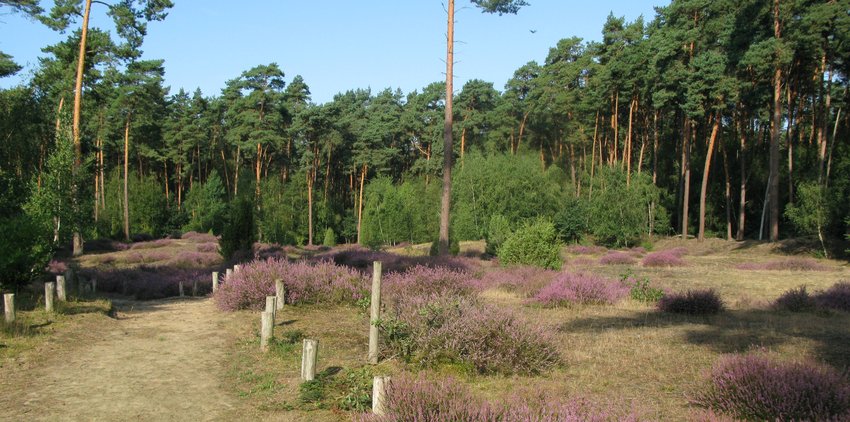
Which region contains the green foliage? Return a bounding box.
[587,168,665,247]
[100,169,169,238]
[429,237,460,256]
[257,176,307,246]
[622,271,664,302]
[182,171,227,235]
[485,214,511,255]
[0,213,52,290]
[498,219,562,269]
[298,380,325,405]
[219,196,256,260]
[785,183,830,237]
[335,367,374,412]
[322,227,337,247]
[554,196,589,243]
[361,177,439,247]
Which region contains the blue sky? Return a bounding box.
[1,1,666,104]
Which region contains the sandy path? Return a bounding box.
[0,298,249,421]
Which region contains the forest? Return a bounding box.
[1,0,849,288]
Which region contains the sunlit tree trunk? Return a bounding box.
[438,0,455,255]
[698,112,721,241]
[768,0,781,242]
[123,116,131,242]
[357,163,367,245]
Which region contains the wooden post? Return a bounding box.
[233,264,241,273]
[225,268,232,280]
[260,311,274,352]
[192,280,198,297]
[301,339,318,381]
[91,278,97,293]
[45,282,55,313]
[56,275,67,301]
[372,376,390,415]
[3,294,14,323]
[265,296,276,323]
[179,281,184,297]
[368,261,382,364]
[212,271,219,293]
[274,279,285,311]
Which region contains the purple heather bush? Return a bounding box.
[772,285,816,312]
[476,266,558,297]
[168,251,221,268]
[567,245,608,255]
[359,373,634,422]
[657,289,724,315]
[383,266,479,299]
[45,259,68,275]
[642,250,686,267]
[695,353,850,421]
[567,257,597,267]
[814,281,850,312]
[316,247,473,274]
[599,251,637,265]
[214,258,367,311]
[736,257,830,271]
[628,246,647,256]
[196,242,218,253]
[180,231,217,243]
[533,272,630,306]
[80,265,211,300]
[84,238,130,252]
[130,238,173,250]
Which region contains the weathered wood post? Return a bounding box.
[56,275,67,301]
[192,280,198,297]
[274,279,285,311]
[301,339,318,381]
[233,264,241,273]
[225,268,232,281]
[260,311,274,352]
[368,261,382,364]
[3,294,14,323]
[45,282,55,313]
[211,271,219,293]
[178,281,184,297]
[265,296,277,323]
[91,278,97,293]
[372,376,390,415]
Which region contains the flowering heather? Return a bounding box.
[316,247,472,274]
[84,238,130,252]
[476,266,557,297]
[695,353,850,421]
[814,281,850,312]
[628,246,647,256]
[533,272,630,306]
[214,258,367,311]
[772,285,816,312]
[599,252,637,265]
[383,266,479,300]
[196,242,218,253]
[567,245,608,255]
[130,238,174,249]
[642,250,686,267]
[736,257,830,271]
[567,257,597,267]
[168,251,221,268]
[80,265,211,300]
[359,373,632,422]
[45,259,68,275]
[657,289,724,315]
[180,231,217,243]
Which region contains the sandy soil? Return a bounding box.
[0,298,251,422]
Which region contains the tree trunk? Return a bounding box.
[123,116,131,242]
[698,112,720,241]
[307,169,314,246]
[460,126,466,166]
[722,141,733,241]
[817,62,832,185]
[516,111,529,154]
[357,164,367,245]
[736,112,748,241]
[626,96,635,185]
[590,110,598,197]
[825,106,842,186]
[72,0,92,168]
[613,91,619,165]
[653,110,659,185]
[681,117,692,238]
[768,0,781,242]
[438,0,455,256]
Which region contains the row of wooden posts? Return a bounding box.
[254,261,389,415]
[3,272,77,323]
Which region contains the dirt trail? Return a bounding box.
[0,298,250,421]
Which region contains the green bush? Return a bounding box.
[0,214,52,290]
[554,196,589,242]
[182,171,227,235]
[498,219,562,269]
[485,214,511,255]
[322,227,337,247]
[429,237,460,256]
[587,168,664,247]
[219,196,256,260]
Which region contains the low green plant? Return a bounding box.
[622,271,664,302]
[429,237,459,256]
[298,379,325,405]
[335,367,374,411]
[498,219,562,270]
[322,227,337,247]
[485,214,511,255]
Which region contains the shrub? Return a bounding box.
[318,247,472,274]
[196,242,218,253]
[657,289,724,315]
[624,273,664,302]
[498,220,562,270]
[736,257,829,271]
[182,171,228,235]
[599,251,636,265]
[214,258,367,311]
[181,231,217,243]
[588,167,665,247]
[484,214,511,256]
[428,237,460,256]
[642,250,686,267]
[477,266,557,297]
[168,251,220,268]
[772,286,816,312]
[554,196,590,243]
[322,228,337,247]
[80,265,211,300]
[383,266,479,300]
[695,353,850,421]
[219,196,256,260]
[815,281,850,312]
[358,373,632,422]
[567,245,607,255]
[533,272,629,306]
[130,238,172,249]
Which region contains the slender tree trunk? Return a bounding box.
[516,111,529,154]
[768,0,781,242]
[817,62,832,185]
[307,169,314,246]
[357,164,367,245]
[438,0,455,255]
[698,112,721,241]
[653,110,659,185]
[460,127,466,166]
[613,91,619,165]
[681,117,692,238]
[164,161,169,201]
[220,149,230,195]
[590,110,598,197]
[626,96,635,185]
[234,146,240,196]
[722,141,733,241]
[736,112,748,241]
[825,106,841,186]
[123,116,131,242]
[72,0,92,167]
[255,142,262,202]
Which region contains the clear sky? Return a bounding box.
[1,1,667,104]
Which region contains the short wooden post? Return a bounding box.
[368,261,382,364]
[225,268,232,280]
[45,282,55,313]
[178,281,184,297]
[260,311,274,352]
[265,296,276,323]
[3,294,15,323]
[233,264,241,273]
[56,275,67,301]
[91,278,97,293]
[192,280,198,297]
[274,279,285,311]
[301,339,318,381]
[372,376,390,415]
[211,271,219,293]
